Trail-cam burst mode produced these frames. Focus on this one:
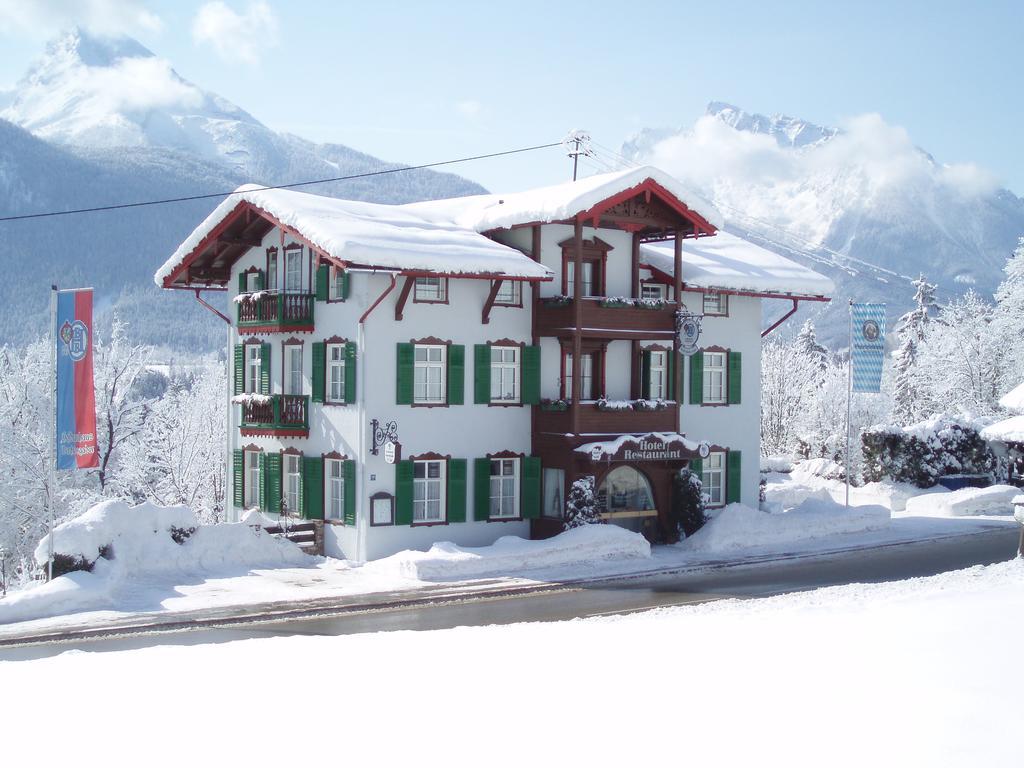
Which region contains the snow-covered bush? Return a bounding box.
[671,469,707,539]
[564,476,600,529]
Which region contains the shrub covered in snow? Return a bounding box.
[862,415,999,488]
[564,476,601,529]
[671,469,707,539]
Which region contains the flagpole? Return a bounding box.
[49,285,58,582]
[845,299,853,508]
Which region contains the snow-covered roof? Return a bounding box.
[999,382,1024,412]
[574,431,703,459]
[154,184,553,287]
[980,415,1024,444]
[640,230,834,298]
[402,166,724,233]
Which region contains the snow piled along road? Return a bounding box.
[2,558,1022,767]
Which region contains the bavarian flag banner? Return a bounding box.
[55,288,99,470]
[850,302,886,393]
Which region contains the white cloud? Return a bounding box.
[191,1,278,65]
[0,0,162,37]
[86,57,203,113]
[456,100,482,119]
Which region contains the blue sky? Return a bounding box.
[0,0,1021,195]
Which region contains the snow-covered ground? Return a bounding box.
[2,558,1022,767]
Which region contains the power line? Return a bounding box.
[0,141,564,223]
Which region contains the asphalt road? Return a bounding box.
[2,527,1018,662]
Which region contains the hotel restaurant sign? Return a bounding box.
[589,436,710,463]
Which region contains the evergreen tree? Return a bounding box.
[992,238,1024,395]
[891,274,939,424]
[896,274,939,343]
[795,319,828,371]
[672,469,707,538]
[564,476,600,529]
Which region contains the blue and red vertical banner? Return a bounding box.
[55,289,99,470]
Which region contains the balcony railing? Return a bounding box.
[237,291,314,331]
[535,297,676,339]
[239,394,309,435]
[534,401,677,436]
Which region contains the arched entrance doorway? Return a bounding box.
[597,465,657,533]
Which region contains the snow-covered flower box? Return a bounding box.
[541,295,572,308]
[598,296,670,310]
[595,397,670,412]
[540,398,570,412]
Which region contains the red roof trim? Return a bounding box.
[578,178,718,235]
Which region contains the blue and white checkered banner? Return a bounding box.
[850,303,886,393]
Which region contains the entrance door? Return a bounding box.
[597,466,657,533]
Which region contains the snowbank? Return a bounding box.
[760,455,796,473]
[3,500,312,626]
[904,484,1020,517]
[367,525,650,581]
[980,414,1024,444]
[683,499,890,554]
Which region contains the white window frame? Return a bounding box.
[327,343,346,404]
[494,280,521,306]
[489,458,520,519]
[702,452,725,507]
[413,459,446,524]
[267,251,278,292]
[649,350,667,400]
[244,450,261,509]
[325,458,344,521]
[245,271,261,293]
[284,344,303,396]
[284,453,301,515]
[414,277,448,303]
[245,344,261,394]
[703,291,728,316]
[564,352,594,401]
[490,346,520,404]
[284,247,303,293]
[414,344,446,404]
[641,282,668,301]
[703,351,727,404]
[566,261,595,297]
[542,468,565,519]
[329,266,346,301]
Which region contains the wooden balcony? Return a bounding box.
[535,298,677,340]
[240,395,309,437]
[237,292,314,333]
[534,401,678,436]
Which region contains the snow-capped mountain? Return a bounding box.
[0,29,486,349]
[623,102,1024,343]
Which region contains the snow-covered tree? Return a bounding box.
[992,238,1024,394]
[760,338,819,455]
[672,469,707,538]
[891,274,939,425]
[896,274,940,343]
[795,319,829,372]
[564,476,600,529]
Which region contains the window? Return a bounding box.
[414,277,447,302]
[267,251,278,292]
[703,351,727,404]
[330,267,347,301]
[490,458,519,519]
[327,343,346,403]
[414,344,446,404]
[564,352,594,400]
[703,292,728,316]
[542,468,565,519]
[597,466,655,514]
[702,452,725,506]
[244,450,261,508]
[245,344,261,394]
[494,280,521,305]
[285,247,303,292]
[641,283,668,301]
[566,260,595,297]
[245,271,261,293]
[413,460,446,523]
[326,458,345,521]
[649,350,667,400]
[284,344,303,395]
[490,346,520,403]
[284,454,301,515]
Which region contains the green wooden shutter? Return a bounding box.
[343,460,356,526]
[259,343,271,395]
[258,453,267,510]
[474,344,491,404]
[232,450,244,507]
[474,458,491,521]
[233,344,244,395]
[311,342,325,403]
[344,342,357,403]
[395,460,414,525]
[302,456,324,520]
[727,351,742,405]
[669,351,678,402]
[522,345,541,405]
[689,457,703,478]
[315,264,329,301]
[641,349,652,399]
[340,270,350,300]
[447,459,467,523]
[521,457,541,519]
[727,451,742,503]
[255,270,264,291]
[447,345,465,405]
[238,271,247,293]
[689,351,704,405]
[264,453,282,513]
[396,343,414,405]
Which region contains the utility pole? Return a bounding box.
[563,130,592,181]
